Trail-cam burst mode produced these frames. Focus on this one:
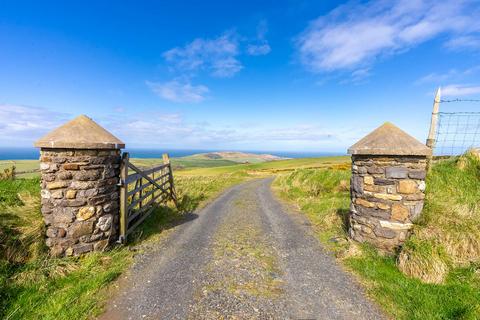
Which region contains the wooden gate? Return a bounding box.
[118,152,177,243]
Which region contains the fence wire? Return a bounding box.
[434,111,480,156]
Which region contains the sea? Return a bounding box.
[0,147,345,160]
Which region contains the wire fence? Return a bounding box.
[433,99,480,156]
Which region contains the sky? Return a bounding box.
[1,0,480,152]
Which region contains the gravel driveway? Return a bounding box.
[100,178,385,320]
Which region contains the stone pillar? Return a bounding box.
[34,115,125,256]
[347,122,431,252]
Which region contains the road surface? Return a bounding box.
[100,178,384,320]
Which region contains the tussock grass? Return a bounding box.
[274,158,480,319]
[399,153,480,283]
[274,168,351,250]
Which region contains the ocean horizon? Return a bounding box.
[0,147,346,161]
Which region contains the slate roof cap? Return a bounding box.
[348,122,432,156]
[34,115,125,149]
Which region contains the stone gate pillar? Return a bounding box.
[347,122,431,252]
[34,115,125,256]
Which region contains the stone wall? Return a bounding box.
[349,155,427,252]
[40,148,121,256]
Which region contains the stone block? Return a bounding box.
[63,163,81,170]
[73,243,94,255]
[94,239,109,251]
[351,175,363,193]
[367,166,384,174]
[71,181,97,190]
[66,190,77,199]
[70,221,94,238]
[76,206,96,221]
[41,190,51,199]
[57,171,73,180]
[409,170,426,179]
[47,181,69,190]
[373,193,402,201]
[60,199,87,207]
[418,181,426,192]
[363,176,374,185]
[385,167,408,179]
[355,198,375,208]
[373,226,397,239]
[374,178,395,185]
[391,203,409,222]
[377,202,390,210]
[403,193,425,201]
[88,194,108,205]
[51,190,64,199]
[397,180,417,194]
[96,214,113,231]
[357,205,390,220]
[75,170,102,181]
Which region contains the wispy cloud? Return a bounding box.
[442,84,480,96]
[444,35,480,51]
[146,80,209,103]
[415,66,480,85]
[163,31,242,78]
[296,1,480,74]
[107,112,351,150]
[150,23,271,103]
[0,105,68,145]
[246,20,271,56]
[247,43,271,56]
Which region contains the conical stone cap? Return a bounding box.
[34,115,125,149]
[348,122,431,156]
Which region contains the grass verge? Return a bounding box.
[273,154,480,319]
[0,170,249,320]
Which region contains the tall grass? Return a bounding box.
[0,171,249,319]
[399,153,480,283]
[274,157,480,319]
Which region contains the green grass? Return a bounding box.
[177,156,349,176]
[398,154,480,284]
[346,246,480,320]
[0,167,250,319]
[5,154,477,319]
[274,155,480,319]
[0,179,39,207]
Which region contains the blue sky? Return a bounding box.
[1,0,480,152]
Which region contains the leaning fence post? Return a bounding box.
[426,88,441,168]
[119,152,129,244]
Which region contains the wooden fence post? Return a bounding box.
[163,153,177,206]
[119,152,129,243]
[426,88,441,147]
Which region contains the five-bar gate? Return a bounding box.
[118,152,177,243]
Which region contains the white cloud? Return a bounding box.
[163,31,242,78]
[445,35,480,50]
[442,84,480,96]
[247,43,271,56]
[0,105,68,145]
[246,20,271,56]
[415,65,480,85]
[146,80,209,103]
[297,0,480,73]
[100,108,349,149]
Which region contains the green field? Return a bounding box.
[1,154,479,319]
[274,154,480,319]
